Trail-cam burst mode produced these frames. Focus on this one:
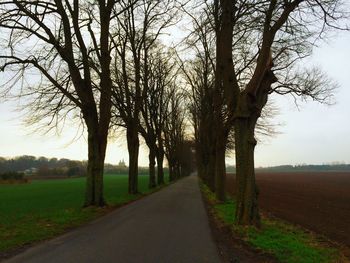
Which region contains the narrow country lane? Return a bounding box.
[4,175,221,263]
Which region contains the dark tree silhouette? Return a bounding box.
[180,9,217,192]
[182,3,279,201]
[212,0,346,226]
[139,47,176,188]
[163,85,188,181]
[0,0,124,206]
[111,0,178,193]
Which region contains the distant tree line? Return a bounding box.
[0,171,25,181]
[257,165,350,173]
[226,164,350,174]
[0,155,174,177]
[0,156,86,177]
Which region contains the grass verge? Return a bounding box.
[0,174,168,256]
[201,183,348,263]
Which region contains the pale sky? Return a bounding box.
[254,33,350,167]
[0,32,349,167]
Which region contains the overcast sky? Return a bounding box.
[0,29,349,167]
[254,32,350,167]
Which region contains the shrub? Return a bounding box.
[0,172,24,180]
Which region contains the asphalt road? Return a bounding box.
[4,175,221,263]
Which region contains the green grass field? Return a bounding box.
[0,174,164,253]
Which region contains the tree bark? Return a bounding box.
[201,121,216,191]
[84,134,105,207]
[148,147,156,188]
[83,2,112,207]
[84,124,107,207]
[215,132,226,202]
[234,69,277,226]
[127,125,139,194]
[207,142,217,192]
[211,0,235,200]
[156,148,165,185]
[175,162,181,179]
[234,114,260,226]
[169,163,175,182]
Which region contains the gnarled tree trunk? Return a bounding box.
[234,70,277,226]
[234,113,260,226]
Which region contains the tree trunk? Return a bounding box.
[207,144,216,192]
[156,149,165,185]
[197,147,207,183]
[127,126,139,194]
[212,0,233,198]
[233,69,276,226]
[175,162,181,179]
[234,115,260,226]
[148,147,156,188]
[169,162,175,182]
[215,133,226,202]
[195,142,205,180]
[84,127,107,207]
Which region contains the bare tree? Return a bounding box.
[184,55,217,191]
[182,3,280,202]
[0,0,123,206]
[138,46,176,187]
[111,0,178,194]
[163,86,187,181]
[212,0,346,226]
[180,8,217,191]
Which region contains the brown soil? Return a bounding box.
[226,172,350,249]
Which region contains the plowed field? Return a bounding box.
[226,172,350,247]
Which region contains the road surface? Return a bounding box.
[4,175,221,263]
